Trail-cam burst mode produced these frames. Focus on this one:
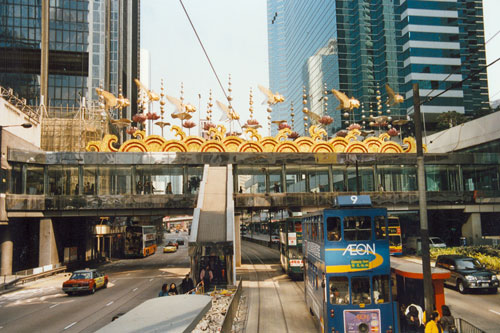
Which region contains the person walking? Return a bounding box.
[168,283,178,295]
[158,283,169,297]
[439,305,456,333]
[200,265,213,292]
[405,304,424,333]
[425,312,442,333]
[180,273,195,294]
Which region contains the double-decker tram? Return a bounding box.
[303,195,397,333]
[387,216,402,256]
[125,225,157,257]
[279,217,304,280]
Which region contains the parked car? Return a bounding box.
[406,236,446,254]
[435,255,499,294]
[168,240,179,249]
[271,235,280,244]
[177,238,185,246]
[62,269,108,295]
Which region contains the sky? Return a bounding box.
[141,0,500,138]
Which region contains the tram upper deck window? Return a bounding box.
[374,216,387,240]
[329,276,349,304]
[327,217,341,241]
[351,276,371,305]
[343,216,371,241]
[373,275,390,304]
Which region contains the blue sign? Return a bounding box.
[336,195,372,207]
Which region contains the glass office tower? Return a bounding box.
[267,0,489,134]
[267,0,404,136]
[397,0,489,131]
[0,0,139,117]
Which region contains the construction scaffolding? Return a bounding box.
[41,102,109,152]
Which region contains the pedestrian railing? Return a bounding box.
[455,318,486,333]
[1,265,66,290]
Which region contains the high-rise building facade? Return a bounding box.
[0,0,139,118]
[398,0,489,130]
[267,0,404,136]
[267,0,489,134]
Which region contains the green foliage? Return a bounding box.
[436,111,468,130]
[430,245,500,272]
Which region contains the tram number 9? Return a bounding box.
[350,195,358,204]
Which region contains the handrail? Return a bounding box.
[1,266,66,290]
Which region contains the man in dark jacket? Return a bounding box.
[180,273,195,294]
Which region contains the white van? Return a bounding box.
[406,236,446,254]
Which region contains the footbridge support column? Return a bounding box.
[235,213,241,267]
[39,218,59,267]
[462,213,482,245]
[0,224,13,275]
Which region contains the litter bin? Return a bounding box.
[460,237,467,246]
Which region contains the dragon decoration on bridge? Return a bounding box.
[87,79,426,154]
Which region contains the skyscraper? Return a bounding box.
[267,0,403,136]
[267,0,489,134]
[0,0,140,118]
[398,0,489,131]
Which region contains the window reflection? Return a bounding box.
[26,165,43,195]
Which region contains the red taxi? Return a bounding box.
[62,269,108,295]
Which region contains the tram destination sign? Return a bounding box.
[335,195,372,207]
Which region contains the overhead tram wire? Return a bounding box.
[178,0,243,132]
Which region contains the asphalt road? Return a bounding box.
[445,285,500,332]
[0,234,189,333]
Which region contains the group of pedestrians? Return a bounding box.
[158,274,196,297]
[405,304,457,333]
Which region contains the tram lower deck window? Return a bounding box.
[329,276,349,304]
[351,276,371,305]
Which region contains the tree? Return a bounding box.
[436,111,468,130]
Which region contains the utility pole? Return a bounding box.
[413,83,434,320]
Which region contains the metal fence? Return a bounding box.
[455,318,486,333]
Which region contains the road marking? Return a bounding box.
[132,288,138,292]
[64,322,77,330]
[111,280,116,283]
[49,303,59,309]
[106,301,114,306]
[149,278,154,282]
[126,273,130,276]
[489,309,500,316]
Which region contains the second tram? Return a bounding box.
[279,217,304,280]
[303,195,397,333]
[387,216,403,256]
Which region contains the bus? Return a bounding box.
[387,216,402,256]
[279,217,304,280]
[303,195,397,333]
[125,225,157,257]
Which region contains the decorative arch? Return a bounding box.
[311,142,335,153]
[329,137,349,153]
[184,136,205,152]
[379,141,403,153]
[345,141,369,153]
[364,137,383,153]
[223,136,244,152]
[145,135,167,152]
[273,141,300,153]
[200,140,226,152]
[238,141,264,152]
[294,137,314,152]
[161,140,188,152]
[119,140,148,152]
[260,137,278,152]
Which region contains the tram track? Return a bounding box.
[241,240,320,333]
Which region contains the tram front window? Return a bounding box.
[329,276,349,304]
[351,276,371,305]
[373,275,390,304]
[374,216,387,240]
[327,217,341,241]
[344,216,371,241]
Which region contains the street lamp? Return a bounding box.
[0,122,33,194]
